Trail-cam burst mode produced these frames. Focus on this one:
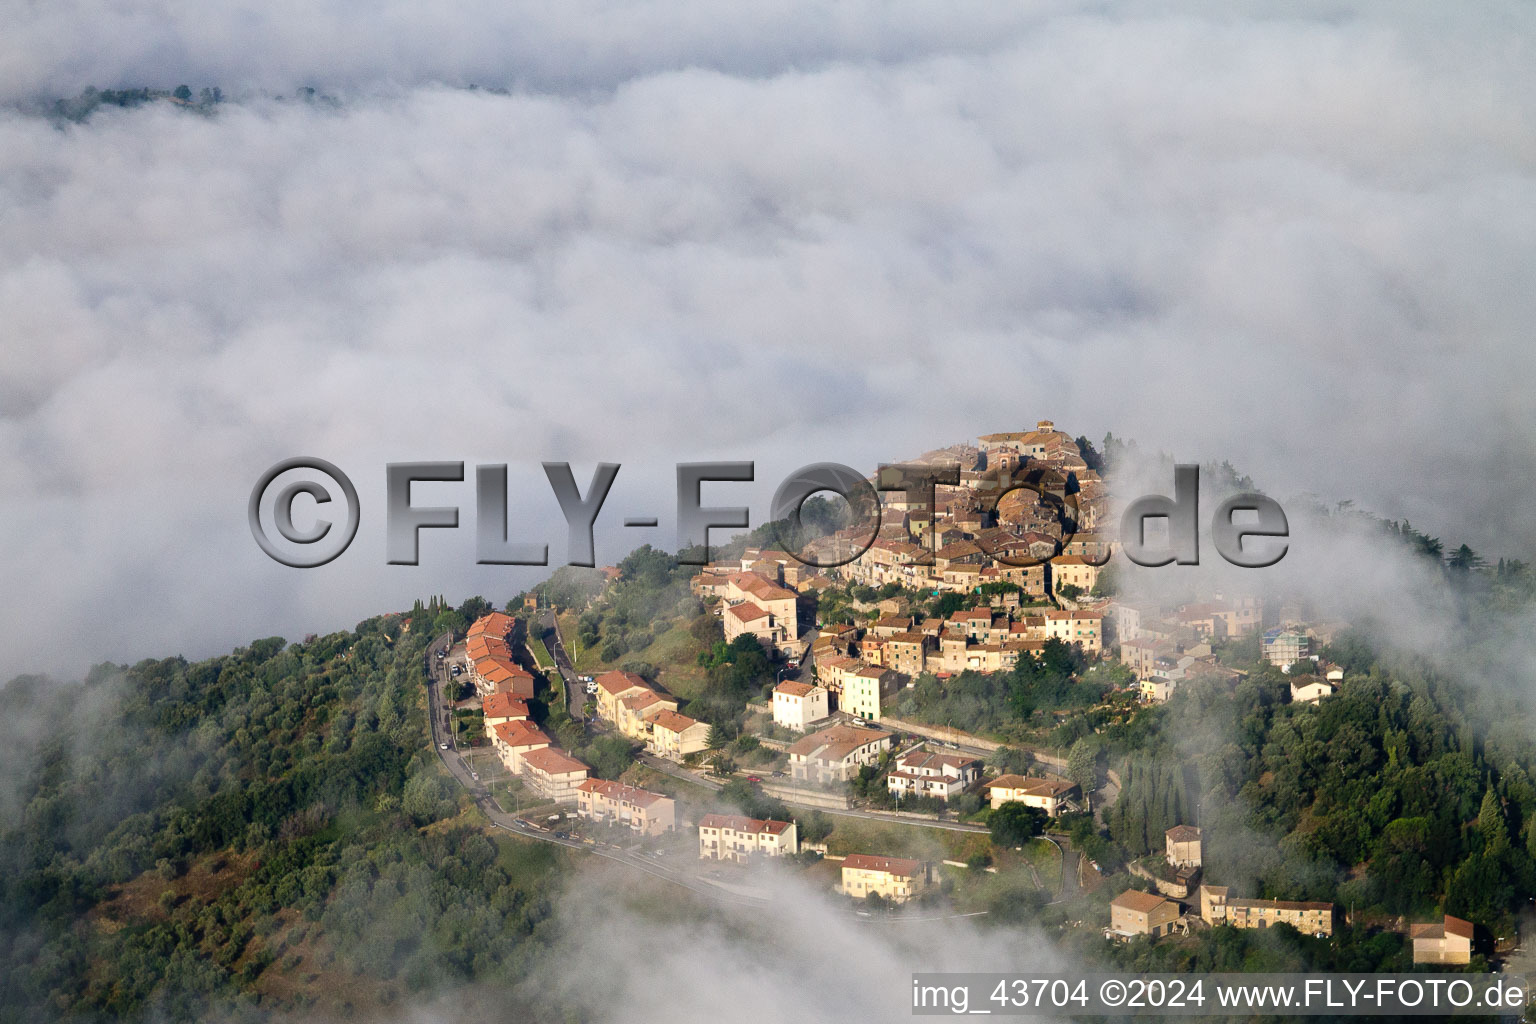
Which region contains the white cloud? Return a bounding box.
[1,3,1535,678]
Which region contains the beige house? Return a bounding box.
[985,774,1079,814]
[1109,889,1181,939]
[840,854,929,903]
[721,573,800,651]
[841,665,898,722]
[1050,554,1101,595]
[575,778,676,835]
[481,693,531,729]
[1289,677,1337,704]
[886,748,981,802]
[787,724,893,784]
[490,720,550,773]
[1165,825,1202,869]
[616,689,677,739]
[1043,610,1102,653]
[647,709,710,759]
[519,746,590,804]
[1410,915,1474,965]
[772,679,830,733]
[594,670,653,722]
[1199,885,1335,937]
[879,632,929,676]
[697,813,798,863]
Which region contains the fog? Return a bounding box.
[3,4,1534,687]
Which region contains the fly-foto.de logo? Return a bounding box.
[248,459,1287,570]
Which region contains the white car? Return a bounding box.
[439,743,449,750]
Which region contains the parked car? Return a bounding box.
[470,772,479,781]
[439,743,449,750]
[746,775,762,783]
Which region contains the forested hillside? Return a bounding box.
[0,610,565,1021]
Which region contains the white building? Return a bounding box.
[772,679,830,733]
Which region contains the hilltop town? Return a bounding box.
[424,419,1526,975]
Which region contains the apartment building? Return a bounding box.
[1042,610,1102,653]
[841,665,898,722]
[519,746,590,804]
[490,719,550,773]
[985,775,1079,814]
[787,724,893,784]
[594,670,653,722]
[482,693,531,728]
[772,679,830,733]
[575,779,676,835]
[840,854,930,903]
[697,813,798,863]
[1263,627,1312,668]
[886,748,981,802]
[647,709,710,759]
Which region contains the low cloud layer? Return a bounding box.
[2,2,1535,680]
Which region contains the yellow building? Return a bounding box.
[616,689,677,739]
[647,709,710,759]
[1109,889,1180,939]
[594,670,653,722]
[1050,554,1101,595]
[840,854,929,903]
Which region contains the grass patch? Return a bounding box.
[822,817,988,864]
[530,635,555,669]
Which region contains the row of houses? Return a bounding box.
[465,613,536,699]
[593,670,711,759]
[787,605,1106,727]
